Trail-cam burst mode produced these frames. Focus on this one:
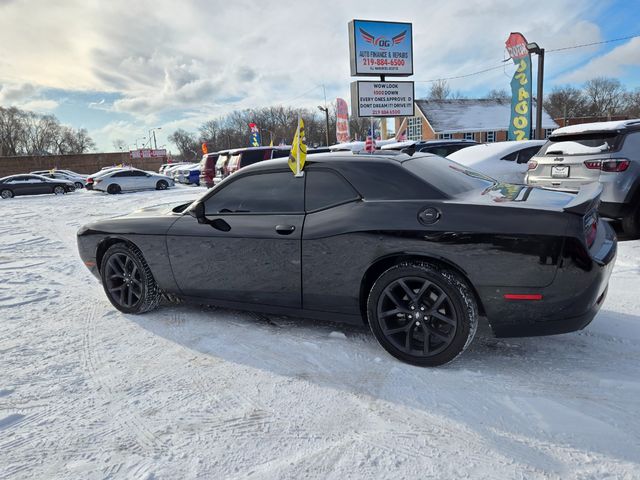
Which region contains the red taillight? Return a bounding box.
[601,159,630,172]
[583,160,601,169]
[583,158,629,172]
[504,294,543,301]
[87,177,93,183]
[584,212,598,248]
[528,160,538,170]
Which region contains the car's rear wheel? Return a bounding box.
[100,243,161,314]
[74,182,84,189]
[53,186,65,195]
[156,180,168,190]
[622,204,640,237]
[107,184,121,194]
[367,262,478,367]
[1,189,13,199]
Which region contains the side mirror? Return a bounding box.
[189,201,207,224]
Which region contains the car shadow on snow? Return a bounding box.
[128,302,640,468]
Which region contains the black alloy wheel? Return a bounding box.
[367,262,478,367]
[156,180,168,190]
[53,186,66,195]
[1,189,13,199]
[100,243,161,314]
[107,184,121,194]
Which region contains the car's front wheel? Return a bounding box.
[107,184,121,194]
[622,203,640,237]
[1,189,13,199]
[53,186,65,195]
[367,262,478,367]
[74,182,84,189]
[156,180,169,190]
[100,243,161,314]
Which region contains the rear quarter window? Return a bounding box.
[338,160,443,200]
[403,156,495,196]
[305,169,359,211]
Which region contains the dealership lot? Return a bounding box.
[1,188,640,479]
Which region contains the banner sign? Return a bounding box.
[249,122,261,147]
[129,149,167,159]
[350,81,415,118]
[349,20,413,76]
[336,98,350,143]
[506,32,532,141]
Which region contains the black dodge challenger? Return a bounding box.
[78,152,616,366]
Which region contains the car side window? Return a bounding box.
[305,169,360,211]
[516,146,542,164]
[130,171,147,176]
[112,171,127,178]
[501,151,518,161]
[204,171,304,214]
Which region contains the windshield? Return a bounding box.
[403,156,496,196]
[539,132,624,156]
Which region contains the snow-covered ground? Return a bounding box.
[1,186,639,479]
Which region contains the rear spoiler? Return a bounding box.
[563,182,603,215]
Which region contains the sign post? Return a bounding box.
[348,19,414,148]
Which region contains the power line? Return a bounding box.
[547,33,640,52]
[415,63,508,83]
[413,33,640,84]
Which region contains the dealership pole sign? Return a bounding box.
[348,19,414,119]
[350,81,414,117]
[349,20,413,77]
[506,32,532,141]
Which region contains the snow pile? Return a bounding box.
[552,119,640,135]
[0,187,639,479]
[545,141,610,155]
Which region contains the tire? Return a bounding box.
[107,184,121,195]
[622,203,640,237]
[74,182,84,189]
[100,243,161,314]
[367,262,478,367]
[1,189,13,199]
[53,186,65,195]
[156,180,168,190]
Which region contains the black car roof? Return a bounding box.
[238,151,429,174]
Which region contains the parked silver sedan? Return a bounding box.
[92,168,174,194]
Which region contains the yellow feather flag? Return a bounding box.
[288,116,307,176]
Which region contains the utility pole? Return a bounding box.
[318,105,330,146]
[527,42,545,139]
[149,127,162,150]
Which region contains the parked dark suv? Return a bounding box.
[382,139,477,157]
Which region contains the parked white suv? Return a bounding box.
[526,119,640,235]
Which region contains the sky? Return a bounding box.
[0,0,639,152]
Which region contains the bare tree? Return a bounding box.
[112,139,127,151]
[583,77,627,117]
[544,86,588,120]
[168,129,200,161]
[485,89,510,102]
[428,79,451,100]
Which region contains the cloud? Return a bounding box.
[0,82,59,112]
[555,37,640,84]
[1,0,624,152]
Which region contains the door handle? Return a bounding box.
[275,225,296,235]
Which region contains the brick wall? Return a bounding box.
[0,152,166,177]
